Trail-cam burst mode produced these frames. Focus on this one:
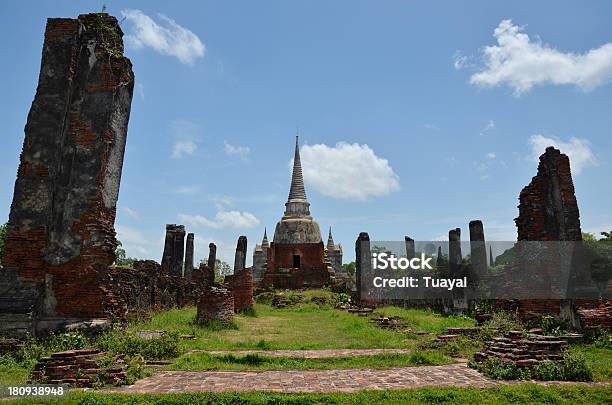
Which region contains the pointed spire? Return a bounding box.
[288,135,307,202]
[262,227,269,248]
[327,227,335,250]
[283,135,311,218]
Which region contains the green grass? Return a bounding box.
[169,351,453,371]
[5,385,612,404]
[133,301,475,351]
[570,344,612,381]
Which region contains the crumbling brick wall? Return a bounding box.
[102,260,206,319]
[225,267,254,312]
[515,147,582,242]
[0,13,134,337]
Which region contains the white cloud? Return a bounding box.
[480,120,495,136]
[298,142,400,200]
[528,134,598,175]
[463,19,612,95]
[171,141,197,159]
[224,141,250,160]
[120,207,141,220]
[486,152,496,160]
[169,120,199,159]
[121,9,205,64]
[179,210,260,230]
[424,123,440,131]
[116,224,161,258]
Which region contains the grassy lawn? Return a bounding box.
[134,301,475,351]
[570,344,612,382]
[6,385,612,404]
[169,351,453,371]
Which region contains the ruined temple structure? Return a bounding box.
[252,228,270,286]
[0,13,134,337]
[161,224,186,276]
[257,137,340,289]
[505,146,610,329]
[225,236,254,312]
[405,236,416,259]
[184,233,195,278]
[448,228,462,273]
[469,220,487,279]
[515,147,582,241]
[326,228,351,286]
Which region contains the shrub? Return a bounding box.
[95,330,181,360]
[472,352,593,381]
[271,291,304,308]
[540,316,569,336]
[591,326,612,349]
[562,351,593,381]
[471,357,530,380]
[534,360,563,380]
[45,332,88,352]
[124,354,148,385]
[254,291,275,305]
[479,311,524,341]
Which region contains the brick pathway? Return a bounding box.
[107,364,498,393]
[187,348,413,358]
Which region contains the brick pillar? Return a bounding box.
[1,13,134,326]
[161,224,185,276]
[233,236,247,273]
[184,233,194,278]
[469,220,487,279]
[355,232,371,305]
[172,226,186,277]
[404,236,415,259]
[449,228,462,274]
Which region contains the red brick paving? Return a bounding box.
[106,363,607,394]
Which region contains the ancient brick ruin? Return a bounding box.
[405,236,415,259]
[515,147,582,242]
[225,236,254,312]
[474,331,568,369]
[196,287,235,326]
[161,224,186,276]
[260,137,333,289]
[0,13,134,337]
[184,233,195,278]
[32,349,127,387]
[469,220,487,279]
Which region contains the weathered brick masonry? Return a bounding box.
[0,13,133,337]
[103,260,206,318]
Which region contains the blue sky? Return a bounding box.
[1,1,611,264]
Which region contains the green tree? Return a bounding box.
[601,231,612,242]
[582,232,596,242]
[114,240,136,267]
[342,261,356,277]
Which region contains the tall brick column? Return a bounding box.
[184,233,194,278]
[469,220,487,279]
[449,228,462,274]
[404,236,415,259]
[1,13,134,335]
[355,232,371,305]
[161,224,186,276]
